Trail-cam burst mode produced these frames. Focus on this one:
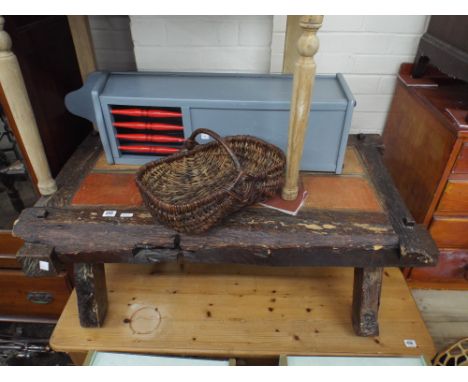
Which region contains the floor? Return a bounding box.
[411,289,468,353]
[0,322,71,366]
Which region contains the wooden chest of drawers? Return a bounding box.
[383,63,468,286]
[0,232,72,321]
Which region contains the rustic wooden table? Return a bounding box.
[12,133,438,337]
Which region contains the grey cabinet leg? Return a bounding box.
[352,267,383,336]
[74,263,108,327]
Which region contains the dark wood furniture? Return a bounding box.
[0,232,72,322]
[412,16,468,87]
[4,15,92,177]
[12,132,438,336]
[383,63,468,286]
[0,16,86,322]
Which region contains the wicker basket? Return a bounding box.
[136,128,286,233]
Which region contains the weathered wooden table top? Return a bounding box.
[13,133,438,269]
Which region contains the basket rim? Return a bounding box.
[135,133,286,211]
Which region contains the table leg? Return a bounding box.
[74,263,108,327]
[352,267,383,336]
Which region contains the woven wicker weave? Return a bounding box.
[433,338,468,366]
[136,128,286,234]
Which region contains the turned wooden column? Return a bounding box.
[282,15,323,201]
[0,16,57,195]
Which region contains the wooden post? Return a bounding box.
[282,15,323,201]
[74,263,108,327]
[352,267,383,336]
[0,16,57,195]
[67,16,97,81]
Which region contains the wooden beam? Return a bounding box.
[67,16,97,81]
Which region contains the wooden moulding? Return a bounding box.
[74,263,108,327]
[352,267,383,336]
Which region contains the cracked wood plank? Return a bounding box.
[12,206,400,267]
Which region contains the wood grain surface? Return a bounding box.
[0,270,71,318]
[0,231,23,255]
[50,264,436,362]
[412,289,468,352]
[13,206,401,267]
[436,179,468,214]
[452,143,468,174]
[429,217,468,248]
[383,80,456,223]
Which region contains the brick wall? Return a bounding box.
[88,16,136,71]
[271,15,429,134]
[128,15,428,134]
[130,16,272,73]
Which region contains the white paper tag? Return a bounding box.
[200,133,210,140]
[39,261,50,271]
[120,212,134,218]
[404,339,417,348]
[102,210,117,217]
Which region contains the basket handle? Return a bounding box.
[185,128,243,176]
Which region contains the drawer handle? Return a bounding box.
[27,292,54,304]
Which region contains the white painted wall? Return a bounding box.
[128,15,429,134]
[130,16,272,73]
[271,15,429,134]
[88,16,136,71]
